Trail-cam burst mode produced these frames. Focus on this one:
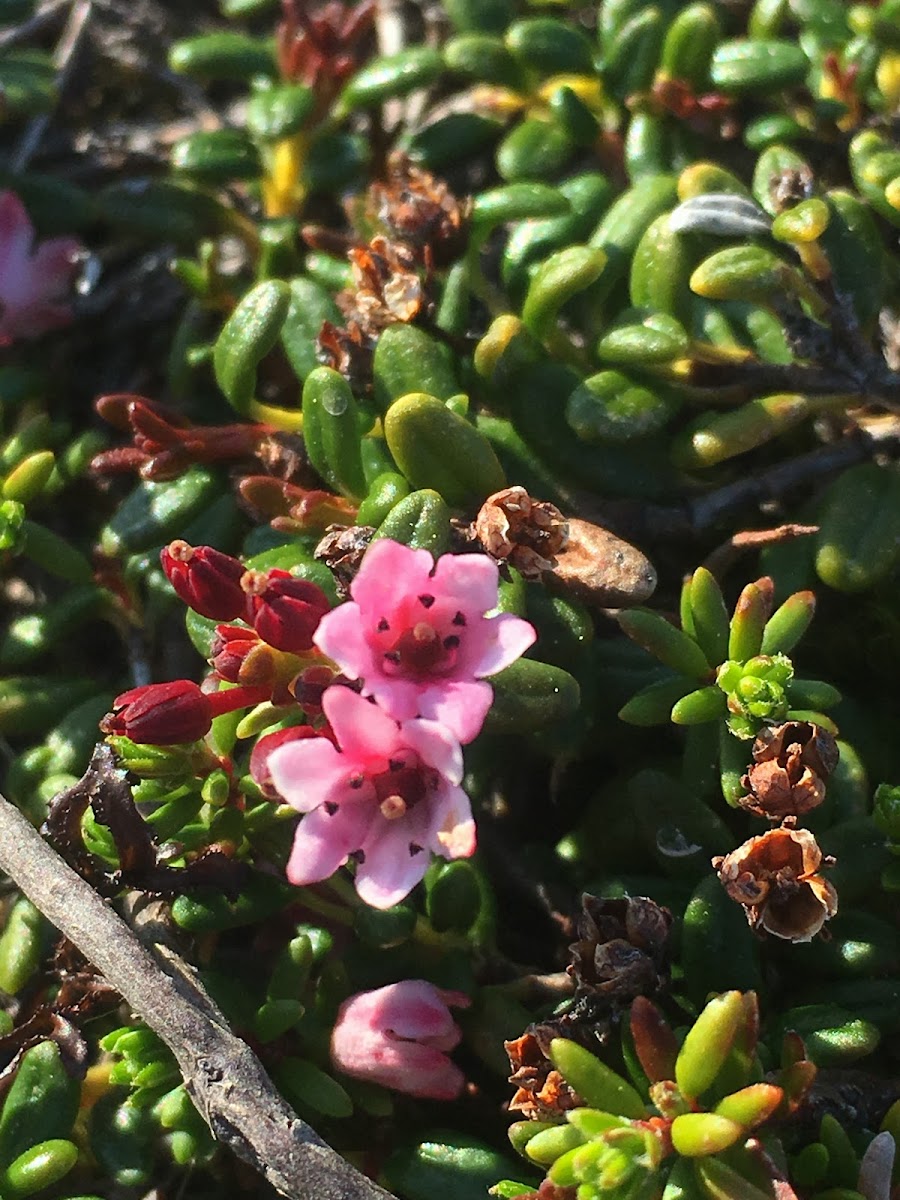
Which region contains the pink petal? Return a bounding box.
[286,802,373,885]
[322,686,401,763]
[417,679,493,743]
[470,612,536,678]
[31,237,80,297]
[355,808,433,908]
[0,191,33,282]
[366,979,463,1044]
[424,781,476,861]
[350,540,434,619]
[365,675,425,724]
[432,551,500,615]
[313,601,376,681]
[399,717,463,785]
[267,735,350,813]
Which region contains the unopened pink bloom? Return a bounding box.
[0,191,81,345]
[267,685,476,908]
[313,540,536,743]
[331,980,470,1100]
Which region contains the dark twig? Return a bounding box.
[701,523,820,579]
[12,0,94,172]
[0,788,395,1200]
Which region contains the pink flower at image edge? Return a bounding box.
[0,191,81,345]
[331,980,470,1100]
[314,540,536,743]
[267,685,476,909]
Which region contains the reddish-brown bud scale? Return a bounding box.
[241,568,330,653]
[161,541,247,621]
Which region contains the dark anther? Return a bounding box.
[377,617,390,632]
[452,611,466,626]
[324,801,339,815]
[408,842,424,856]
[418,594,435,608]
[383,650,401,664]
[443,635,460,650]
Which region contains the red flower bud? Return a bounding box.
[241,568,330,653]
[161,541,246,621]
[210,624,262,684]
[101,680,212,744]
[100,680,271,745]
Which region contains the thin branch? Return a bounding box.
[12,0,94,173]
[0,786,395,1200]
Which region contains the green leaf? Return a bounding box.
[213,281,290,415]
[549,1039,646,1118]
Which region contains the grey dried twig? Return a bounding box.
[0,767,394,1200]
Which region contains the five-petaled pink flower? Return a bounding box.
[313,540,536,743]
[0,191,81,345]
[267,685,476,908]
[330,979,470,1100]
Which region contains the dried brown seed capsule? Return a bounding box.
[713,827,837,942]
[473,486,569,580]
[739,720,839,821]
[505,1030,582,1120]
[315,524,375,595]
[568,894,673,1002]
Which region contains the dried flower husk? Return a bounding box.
[505,1029,582,1120]
[739,720,839,820]
[713,827,837,942]
[314,524,375,595]
[568,894,673,1003]
[543,518,657,608]
[473,486,569,580]
[368,152,471,267]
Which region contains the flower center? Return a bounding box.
[369,753,438,819]
[375,597,465,681]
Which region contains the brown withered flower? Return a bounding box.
[368,152,471,266]
[713,827,838,942]
[506,1029,583,1120]
[568,894,673,1004]
[473,487,569,581]
[316,319,373,395]
[739,720,839,821]
[314,524,375,595]
[546,517,657,608]
[338,236,426,335]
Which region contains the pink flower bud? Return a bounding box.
[241,568,331,653]
[161,541,246,621]
[330,980,469,1100]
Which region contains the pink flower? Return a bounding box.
[267,685,476,908]
[313,541,536,743]
[330,980,470,1100]
[0,191,81,345]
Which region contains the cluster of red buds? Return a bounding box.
[277,0,375,112]
[91,394,271,482]
[101,542,334,745]
[647,78,738,138]
[238,474,358,535]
